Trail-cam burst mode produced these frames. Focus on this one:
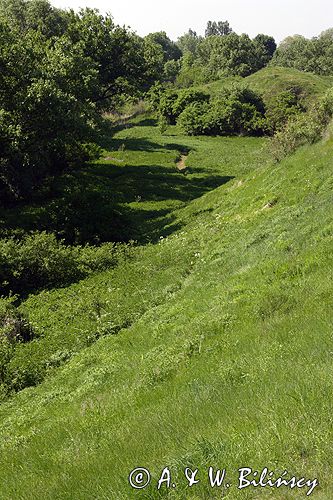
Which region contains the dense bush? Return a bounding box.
[265,88,306,133]
[269,88,333,161]
[177,101,211,135]
[0,232,133,296]
[158,91,179,124]
[178,84,266,136]
[159,89,209,124]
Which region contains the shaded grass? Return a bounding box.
[0,120,248,245]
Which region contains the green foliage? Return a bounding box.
[205,20,233,37]
[159,88,209,124]
[0,296,33,395]
[177,29,202,57]
[145,31,182,62]
[269,87,333,160]
[143,31,182,85]
[0,2,166,201]
[177,101,211,135]
[0,0,68,38]
[273,29,333,76]
[163,59,181,83]
[158,90,179,124]
[0,232,131,296]
[0,16,99,200]
[178,84,266,136]
[66,8,149,106]
[253,34,277,69]
[265,87,305,132]
[158,114,168,134]
[172,89,210,117]
[177,31,276,85]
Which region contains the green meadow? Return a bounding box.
[0,108,332,498]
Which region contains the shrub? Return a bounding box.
[178,84,266,136]
[265,88,306,133]
[172,89,209,117]
[158,91,179,124]
[269,87,333,161]
[158,88,209,125]
[177,101,211,135]
[0,232,132,296]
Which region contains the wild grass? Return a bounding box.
[0,113,332,498]
[201,66,333,109]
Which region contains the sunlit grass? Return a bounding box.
[0,117,332,498]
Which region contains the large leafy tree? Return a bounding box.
[177,29,202,57]
[0,19,99,200]
[253,34,277,70]
[0,3,156,201]
[65,9,148,108]
[0,0,68,37]
[198,33,257,78]
[271,32,333,75]
[145,31,182,62]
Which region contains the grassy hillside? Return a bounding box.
[0,114,332,498]
[202,66,333,108]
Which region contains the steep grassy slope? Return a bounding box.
[202,66,333,108]
[0,119,332,499]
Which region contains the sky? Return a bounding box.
[51,0,333,43]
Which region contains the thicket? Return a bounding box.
[269,88,333,161]
[176,28,276,86]
[177,85,267,136]
[154,84,297,137]
[0,232,133,297]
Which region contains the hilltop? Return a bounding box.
[200,66,333,108]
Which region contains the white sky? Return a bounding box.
[51,0,333,43]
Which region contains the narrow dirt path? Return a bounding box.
[176,154,188,172]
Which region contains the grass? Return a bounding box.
[200,66,333,108]
[0,112,333,498]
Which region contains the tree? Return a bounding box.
[0,19,99,200]
[143,36,165,84]
[0,0,68,38]
[253,34,277,69]
[205,20,232,37]
[272,35,315,72]
[177,29,202,56]
[63,8,149,108]
[163,59,181,82]
[145,31,182,62]
[198,33,257,78]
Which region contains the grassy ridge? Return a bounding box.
[201,66,333,108]
[0,116,332,498]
